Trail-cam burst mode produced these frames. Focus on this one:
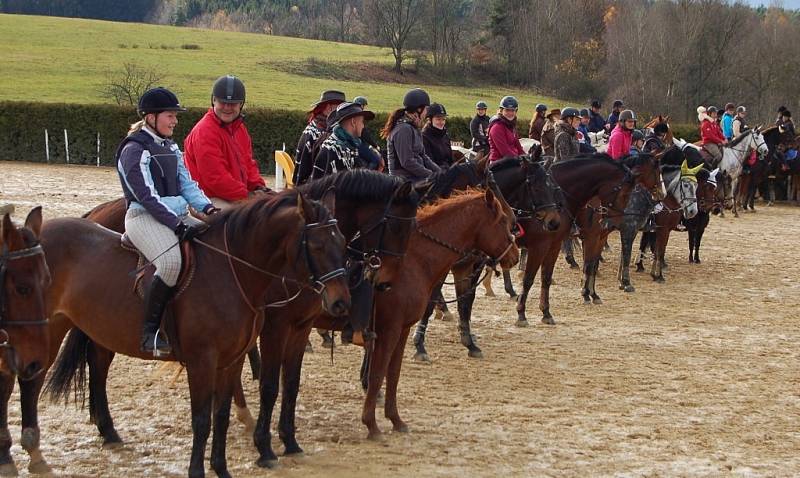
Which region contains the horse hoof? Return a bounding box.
[695,259,701,264]
[467,349,484,359]
[654,277,665,283]
[413,352,431,363]
[624,285,635,293]
[441,310,455,322]
[484,290,496,298]
[102,439,124,450]
[541,317,556,325]
[393,423,409,433]
[507,292,518,300]
[0,463,17,477]
[367,430,384,441]
[583,299,591,305]
[283,449,304,457]
[27,460,51,475]
[515,319,529,327]
[256,458,280,469]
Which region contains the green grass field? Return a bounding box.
[0,14,565,117]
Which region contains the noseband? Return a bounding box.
[299,219,347,294]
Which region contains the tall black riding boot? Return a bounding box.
[141,276,174,357]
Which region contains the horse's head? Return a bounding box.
[695,169,721,215]
[625,153,665,202]
[674,160,702,219]
[295,192,351,318]
[520,158,561,231]
[474,188,520,270]
[751,127,770,157]
[0,207,51,381]
[360,180,419,290]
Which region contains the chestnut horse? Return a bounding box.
[42,190,351,478]
[515,153,662,324]
[360,189,519,439]
[0,208,51,476]
[412,155,562,360]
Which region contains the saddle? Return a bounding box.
[120,235,196,300]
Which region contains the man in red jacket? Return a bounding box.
[184,75,268,208]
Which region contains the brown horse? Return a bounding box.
[0,208,51,476]
[514,153,663,324]
[42,190,351,478]
[78,171,419,468]
[357,188,519,439]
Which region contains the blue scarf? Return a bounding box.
[333,125,362,149]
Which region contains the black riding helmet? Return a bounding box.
[632,129,645,142]
[707,106,718,114]
[404,88,431,111]
[536,103,548,113]
[138,87,186,117]
[619,110,636,129]
[212,75,246,105]
[427,103,447,118]
[476,101,488,109]
[561,107,580,120]
[591,99,602,109]
[500,96,519,110]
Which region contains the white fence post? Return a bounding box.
[44,129,50,163]
[64,129,70,164]
[96,132,101,167]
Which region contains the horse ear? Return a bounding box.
[24,206,43,238]
[680,159,689,176]
[296,191,314,222]
[320,188,336,217]
[1,213,19,249]
[484,187,497,211]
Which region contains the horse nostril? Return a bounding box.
[331,300,349,317]
[548,219,560,231]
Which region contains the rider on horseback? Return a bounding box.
[311,102,377,179]
[540,107,561,157]
[528,103,547,141]
[732,106,748,137]
[643,123,669,154]
[471,101,490,154]
[422,103,454,170]
[294,90,347,185]
[487,96,526,161]
[607,109,636,160]
[116,87,218,357]
[553,107,580,163]
[699,106,726,167]
[385,88,441,182]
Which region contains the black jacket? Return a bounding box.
[470,114,490,151]
[422,124,454,169]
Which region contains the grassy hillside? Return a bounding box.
[0,14,566,117]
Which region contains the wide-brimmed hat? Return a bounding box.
[333,102,375,124]
[311,90,346,109]
[546,108,561,118]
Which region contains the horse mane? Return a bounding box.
[418,188,500,224]
[729,130,752,147]
[215,189,329,243]
[552,152,642,174]
[424,161,482,199]
[299,169,416,205]
[621,152,654,168]
[487,156,523,172]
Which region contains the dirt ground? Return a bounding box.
[1,161,799,478]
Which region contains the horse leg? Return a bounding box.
[18,375,49,474]
[412,290,438,363]
[516,246,541,327]
[0,374,16,476]
[653,228,669,283]
[278,331,313,456]
[562,238,579,268]
[732,177,740,217]
[430,283,453,322]
[635,232,648,272]
[617,226,636,292]
[232,378,255,436]
[384,326,412,433]
[539,244,560,324]
[254,326,289,468]
[186,360,215,478]
[209,362,239,478]
[362,326,399,440]
[86,342,122,446]
[695,220,707,264]
[453,260,483,358]
[482,267,496,297]
[502,269,518,298]
[688,227,696,263]
[247,346,261,381]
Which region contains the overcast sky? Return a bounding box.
[742,0,800,8]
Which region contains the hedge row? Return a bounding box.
[0,102,700,173]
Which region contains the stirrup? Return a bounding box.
[143,330,171,358]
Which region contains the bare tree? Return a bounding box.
[363,0,425,73]
[100,62,164,106]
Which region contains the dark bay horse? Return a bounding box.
[514,153,662,324]
[360,188,519,439]
[686,168,722,263]
[42,190,351,478]
[0,208,51,476]
[80,171,419,468]
[412,155,561,360]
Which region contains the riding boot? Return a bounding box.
[140,276,174,357]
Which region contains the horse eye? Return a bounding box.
[16,286,31,296]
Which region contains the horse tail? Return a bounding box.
[44,328,90,406]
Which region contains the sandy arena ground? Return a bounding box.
[1,161,799,477]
